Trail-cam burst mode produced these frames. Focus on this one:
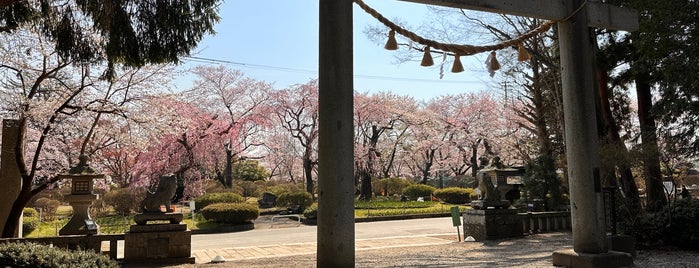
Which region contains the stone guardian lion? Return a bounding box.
[140,174,178,213]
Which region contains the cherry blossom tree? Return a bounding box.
[127,94,230,198]
[425,92,504,178]
[272,80,319,194]
[401,107,447,184]
[354,91,417,199]
[187,65,272,188]
[0,27,178,237]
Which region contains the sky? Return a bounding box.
[179,0,500,101]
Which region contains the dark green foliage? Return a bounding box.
[522,155,566,211]
[663,198,699,249]
[200,203,259,224]
[0,242,118,267]
[1,0,221,77]
[194,192,244,211]
[303,203,318,219]
[402,184,436,200]
[373,177,412,196]
[433,187,474,204]
[233,160,270,182]
[276,192,314,211]
[621,198,699,249]
[21,208,39,236]
[103,187,145,214]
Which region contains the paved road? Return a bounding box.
[189,216,460,263]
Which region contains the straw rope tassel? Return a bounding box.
[385,30,398,50]
[451,54,464,73]
[518,43,531,61]
[421,46,434,67]
[485,51,500,77]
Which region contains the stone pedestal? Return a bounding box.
[462,209,523,241]
[59,194,98,235]
[124,213,194,264]
[552,249,633,268]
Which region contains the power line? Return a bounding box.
[183,56,487,85]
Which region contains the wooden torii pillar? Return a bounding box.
[318,0,637,267]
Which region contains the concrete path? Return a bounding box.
[192,234,453,263]
[190,216,459,263]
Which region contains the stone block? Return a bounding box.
[124,229,192,262]
[462,209,523,241]
[134,212,183,225]
[130,223,187,233]
[608,235,636,257]
[552,248,633,268]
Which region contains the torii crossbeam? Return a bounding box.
[317,0,637,267]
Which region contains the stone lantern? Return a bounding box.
[58,155,104,235]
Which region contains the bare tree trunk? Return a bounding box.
[303,156,314,194]
[636,74,666,212]
[596,68,642,213]
[224,144,233,188]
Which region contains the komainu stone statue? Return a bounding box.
[471,173,509,209]
[478,173,501,202]
[141,174,177,213]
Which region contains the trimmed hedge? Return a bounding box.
[433,187,474,204]
[200,203,259,224]
[303,203,318,219]
[402,184,436,200]
[194,192,245,211]
[23,207,38,218]
[276,192,314,211]
[0,242,118,267]
[22,207,39,236]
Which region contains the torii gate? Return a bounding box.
[317,0,638,267]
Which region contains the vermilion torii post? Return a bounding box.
[318,0,637,266]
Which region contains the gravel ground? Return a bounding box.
[173,232,699,268]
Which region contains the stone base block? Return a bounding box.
[470,200,510,209]
[608,235,636,257]
[134,212,183,225]
[130,223,187,233]
[124,229,192,262]
[462,209,523,241]
[552,248,633,268]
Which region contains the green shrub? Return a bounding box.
[0,242,118,267]
[200,203,259,224]
[303,203,318,219]
[402,184,436,200]
[355,200,433,209]
[663,198,699,249]
[34,197,61,221]
[23,207,38,218]
[373,177,413,196]
[22,215,39,236]
[433,187,474,204]
[276,192,314,211]
[620,198,699,250]
[232,160,270,181]
[194,192,245,211]
[103,187,146,214]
